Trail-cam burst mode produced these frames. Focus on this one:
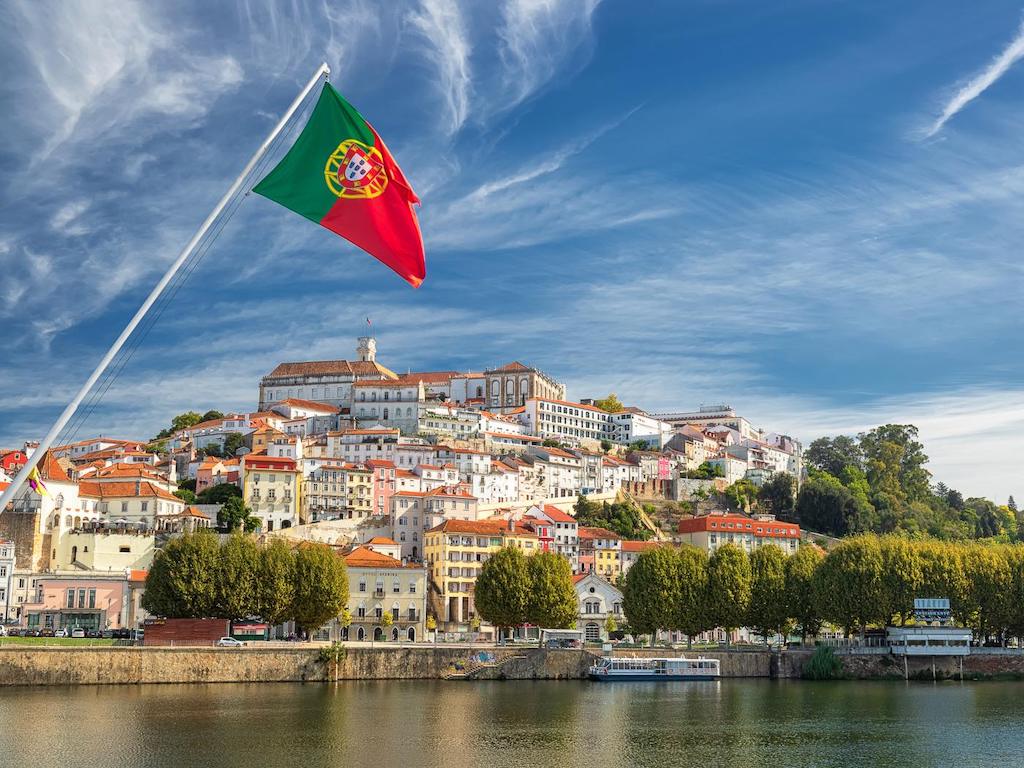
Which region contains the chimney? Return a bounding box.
[508,519,515,533]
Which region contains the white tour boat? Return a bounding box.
[588,655,720,682]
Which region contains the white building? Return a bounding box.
[352,379,425,434]
[574,572,624,642]
[525,447,583,499]
[521,398,616,443]
[652,405,760,441]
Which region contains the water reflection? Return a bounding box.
[2,680,1022,768]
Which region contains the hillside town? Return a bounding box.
[0,336,810,643]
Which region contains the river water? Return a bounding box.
[2,679,1022,767]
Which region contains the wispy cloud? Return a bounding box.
[405,0,472,136]
[924,18,1024,138]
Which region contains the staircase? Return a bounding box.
[442,654,527,680]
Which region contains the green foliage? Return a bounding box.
[474,546,531,631]
[683,461,725,480]
[525,552,577,628]
[813,536,884,636]
[291,543,348,635]
[794,473,861,536]
[574,495,650,540]
[218,496,260,533]
[674,546,710,641]
[622,547,680,636]
[705,544,752,635]
[200,410,225,423]
[724,479,759,512]
[223,432,246,457]
[600,439,613,453]
[747,544,790,641]
[177,478,197,493]
[803,645,843,680]
[196,483,242,505]
[878,537,922,625]
[141,532,220,618]
[758,473,796,518]
[256,538,297,626]
[154,410,204,439]
[173,488,196,504]
[593,393,625,413]
[215,534,260,620]
[785,545,824,640]
[806,435,863,477]
[541,438,564,449]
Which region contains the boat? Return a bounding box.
[587,655,720,682]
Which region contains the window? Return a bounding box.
[78,589,87,608]
[88,589,96,609]
[393,579,400,594]
[66,589,75,608]
[120,502,128,513]
[119,546,131,553]
[141,501,148,512]
[409,581,416,594]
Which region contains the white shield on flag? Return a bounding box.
[344,147,371,182]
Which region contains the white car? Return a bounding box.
[54,628,69,638]
[215,637,244,647]
[70,628,86,638]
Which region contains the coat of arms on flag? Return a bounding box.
[325,139,388,199]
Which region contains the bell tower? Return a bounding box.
[357,336,376,362]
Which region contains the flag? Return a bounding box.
[254,83,425,287]
[28,465,49,496]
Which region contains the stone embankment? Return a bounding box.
[0,646,812,686]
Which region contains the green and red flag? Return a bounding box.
[254,83,425,287]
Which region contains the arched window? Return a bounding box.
[407,627,416,642]
[585,623,601,641]
[475,386,483,398]
[406,407,413,417]
[490,381,498,394]
[64,515,72,528]
[357,627,365,641]
[383,408,389,420]
[374,627,384,642]
[392,627,400,641]
[359,408,365,417]
[70,546,78,563]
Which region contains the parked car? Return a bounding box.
[71,628,86,638]
[85,629,101,638]
[0,625,7,637]
[40,628,55,637]
[54,628,69,638]
[215,637,244,647]
[101,629,114,639]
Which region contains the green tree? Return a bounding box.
[525,552,577,628]
[141,531,220,618]
[223,432,246,457]
[200,410,225,422]
[794,474,859,536]
[878,536,922,625]
[724,479,759,512]
[594,393,625,413]
[805,435,863,477]
[622,547,679,640]
[961,544,1010,642]
[858,424,931,503]
[705,544,752,645]
[1009,496,1018,513]
[474,546,530,636]
[600,439,613,453]
[747,544,790,644]
[255,538,296,626]
[674,546,710,647]
[215,534,260,620]
[291,543,348,636]
[174,488,196,504]
[813,536,884,637]
[218,496,260,533]
[196,483,242,505]
[177,478,197,493]
[171,411,203,433]
[758,473,796,518]
[201,444,224,458]
[785,545,824,641]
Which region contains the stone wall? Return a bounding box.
[838,651,1024,681]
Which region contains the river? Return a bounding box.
[3,679,1021,766]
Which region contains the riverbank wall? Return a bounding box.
[5,646,1022,686]
[0,646,809,686]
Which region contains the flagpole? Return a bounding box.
[0,62,330,512]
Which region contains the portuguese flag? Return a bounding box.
[254,83,425,287]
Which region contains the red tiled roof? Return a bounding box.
[78,480,182,503]
[621,540,661,553]
[677,514,800,538]
[368,536,398,545]
[487,361,533,373]
[579,526,621,540]
[541,505,576,523]
[344,545,406,568]
[275,398,340,412]
[427,519,535,537]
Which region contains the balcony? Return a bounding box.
[374,589,385,598]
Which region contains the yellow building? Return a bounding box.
[345,464,373,519]
[423,518,537,630]
[241,454,300,531]
[580,527,622,582]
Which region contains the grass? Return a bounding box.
[0,637,117,647]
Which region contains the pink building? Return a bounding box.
[365,459,396,518]
[23,572,145,633]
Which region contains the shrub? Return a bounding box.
[803,645,843,680]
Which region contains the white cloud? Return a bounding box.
[924,19,1024,138]
[49,200,91,236]
[405,0,472,135]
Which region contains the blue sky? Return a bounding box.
[1,0,1022,502]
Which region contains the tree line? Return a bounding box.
[142,532,348,635]
[623,535,1024,645]
[473,548,578,633]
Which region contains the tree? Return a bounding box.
[542,438,564,448]
[380,611,394,636]
[858,424,931,503]
[794,474,859,536]
[223,432,246,457]
[255,538,296,626]
[215,534,260,620]
[960,544,1009,642]
[758,473,796,518]
[1010,496,1019,513]
[525,552,577,628]
[177,479,197,493]
[141,532,220,618]
[878,537,922,625]
[594,393,625,414]
[705,544,752,645]
[724,479,759,512]
[196,483,242,505]
[200,410,225,422]
[747,545,790,644]
[218,497,260,533]
[155,410,203,439]
[785,545,823,641]
[474,546,530,636]
[600,439,613,453]
[813,536,884,637]
[174,488,196,504]
[201,444,224,458]
[674,546,710,647]
[291,543,348,636]
[622,547,679,640]
[805,435,862,477]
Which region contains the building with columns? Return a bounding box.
[483,362,566,414]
